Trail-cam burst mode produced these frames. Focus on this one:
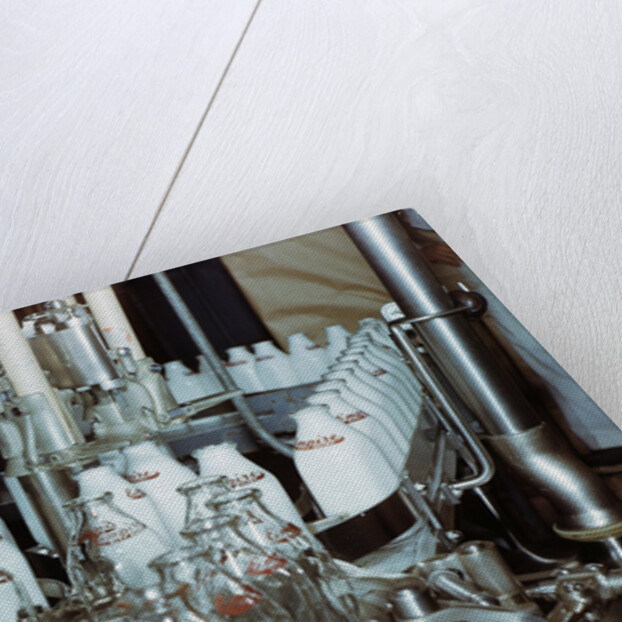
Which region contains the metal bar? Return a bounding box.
[153,272,294,458]
[391,322,495,493]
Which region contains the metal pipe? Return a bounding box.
[153,272,294,458]
[345,215,538,435]
[344,214,622,541]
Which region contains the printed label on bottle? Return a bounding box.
[371,368,387,377]
[229,472,265,489]
[294,434,345,451]
[0,571,13,584]
[247,553,287,576]
[266,522,302,544]
[79,521,145,546]
[336,412,367,424]
[214,584,263,616]
[126,471,160,483]
[125,487,147,500]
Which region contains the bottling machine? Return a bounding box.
[0,213,622,621]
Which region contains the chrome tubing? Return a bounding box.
[344,214,622,541]
[345,214,538,435]
[153,272,293,458]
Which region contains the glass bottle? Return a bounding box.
[323,366,412,441]
[192,442,305,528]
[76,464,176,544]
[323,325,351,366]
[305,389,402,473]
[315,377,410,459]
[148,545,293,621]
[112,584,217,622]
[122,441,196,544]
[211,488,359,620]
[333,356,416,436]
[181,515,321,621]
[286,333,328,384]
[224,347,264,394]
[252,341,300,390]
[64,493,171,595]
[291,406,400,516]
[177,475,231,531]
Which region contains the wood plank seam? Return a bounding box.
[125,0,265,280]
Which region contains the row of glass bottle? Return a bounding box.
[0,317,421,620]
[223,321,384,394]
[16,439,361,622]
[162,322,351,402]
[164,318,392,400]
[290,320,425,518]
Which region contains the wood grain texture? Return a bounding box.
[132,0,622,425]
[0,0,256,310]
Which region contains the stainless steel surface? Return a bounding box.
[345,213,622,542]
[18,468,78,556]
[344,214,538,435]
[153,271,294,458]
[391,587,438,619]
[487,425,622,538]
[27,320,121,391]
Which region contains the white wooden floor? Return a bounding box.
[1,1,622,424]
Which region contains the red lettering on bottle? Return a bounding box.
[294,434,345,451]
[126,471,160,483]
[214,584,262,615]
[226,361,248,367]
[336,412,366,424]
[247,553,287,576]
[79,521,145,546]
[266,523,302,544]
[229,472,265,489]
[125,487,147,500]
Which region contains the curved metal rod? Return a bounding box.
[390,321,495,493]
[153,272,293,458]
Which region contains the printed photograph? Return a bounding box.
[0,209,621,621]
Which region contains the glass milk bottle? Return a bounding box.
[337,350,421,427]
[164,361,206,404]
[313,378,410,467]
[64,493,171,591]
[291,406,400,516]
[286,333,329,384]
[344,341,424,408]
[75,465,175,544]
[122,441,196,543]
[324,325,351,366]
[357,318,396,349]
[327,362,414,439]
[192,442,305,529]
[305,390,402,473]
[321,369,411,448]
[196,354,224,396]
[225,346,265,394]
[0,533,47,620]
[252,341,300,390]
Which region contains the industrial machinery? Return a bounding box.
[0,213,621,620]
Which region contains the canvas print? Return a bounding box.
[1,209,621,621]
